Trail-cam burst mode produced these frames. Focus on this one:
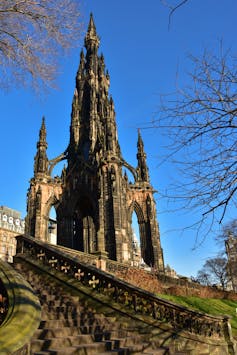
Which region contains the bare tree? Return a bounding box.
[153,47,237,234]
[0,0,82,90]
[196,269,212,287]
[196,257,229,290]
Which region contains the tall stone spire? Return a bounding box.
[68,13,121,167]
[136,129,149,182]
[34,117,49,175]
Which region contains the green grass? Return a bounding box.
[158,294,237,336]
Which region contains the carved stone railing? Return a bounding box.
[53,243,130,273]
[51,243,99,266]
[16,235,234,346]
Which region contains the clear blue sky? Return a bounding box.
[1,0,236,277]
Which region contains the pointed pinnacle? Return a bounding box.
[137,128,142,142]
[87,13,97,38]
[39,116,47,143]
[77,49,85,77]
[36,117,47,159]
[41,116,45,128]
[85,13,100,48]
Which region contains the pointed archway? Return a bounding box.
[48,206,57,245]
[129,201,154,267]
[72,196,97,253]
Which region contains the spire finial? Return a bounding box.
[137,128,144,151]
[34,116,49,175]
[88,13,96,35]
[136,129,149,182]
[85,13,100,49]
[39,116,46,143]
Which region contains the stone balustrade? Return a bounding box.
[16,234,233,343]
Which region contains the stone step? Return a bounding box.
[142,351,169,355]
[39,309,86,317]
[40,293,75,300]
[97,349,130,355]
[40,318,129,338]
[31,335,106,350]
[31,341,112,354]
[39,319,108,330]
[39,320,78,328]
[41,300,78,308]
[32,334,143,352]
[34,328,93,339]
[36,324,136,342]
[13,259,171,355]
[40,311,79,319]
[104,335,147,349]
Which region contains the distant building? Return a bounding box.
[0,206,25,262]
[131,230,141,267]
[48,218,57,245]
[225,233,237,292]
[165,264,179,278]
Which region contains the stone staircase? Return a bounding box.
[10,235,235,355]
[13,258,169,355]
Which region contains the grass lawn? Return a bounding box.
[158,294,237,337]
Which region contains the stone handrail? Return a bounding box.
[41,242,141,274]
[0,258,41,354]
[50,243,99,265]
[16,235,234,344]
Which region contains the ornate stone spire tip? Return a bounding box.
[137,129,143,145]
[87,13,97,36]
[85,12,100,48]
[40,116,46,135]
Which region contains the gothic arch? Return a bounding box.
[40,193,60,243]
[128,199,154,267]
[71,194,97,253]
[45,194,60,217]
[128,200,145,224]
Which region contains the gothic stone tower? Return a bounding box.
[25,15,164,271]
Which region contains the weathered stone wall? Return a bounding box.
[0,206,24,262]
[114,266,237,301]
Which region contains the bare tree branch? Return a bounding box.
[152,45,237,235]
[0,0,82,91]
[160,0,189,29]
